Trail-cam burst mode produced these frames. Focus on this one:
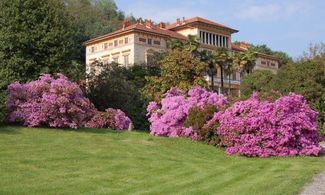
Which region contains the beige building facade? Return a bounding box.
[85,17,279,96]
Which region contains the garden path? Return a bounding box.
[300,143,325,195]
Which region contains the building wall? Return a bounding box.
[85,33,136,67]
[133,32,168,64]
[254,56,279,74]
[174,28,199,37]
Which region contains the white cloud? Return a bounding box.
[235,1,310,21]
[122,1,205,23]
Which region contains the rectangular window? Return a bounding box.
[139,38,146,42]
[119,40,123,44]
[114,40,118,47]
[261,61,266,65]
[91,46,95,53]
[154,40,161,45]
[109,42,113,47]
[104,43,108,50]
[225,37,229,48]
[202,32,205,43]
[271,63,275,66]
[217,35,220,46]
[205,32,208,44]
[123,55,129,66]
[148,39,152,45]
[124,37,128,44]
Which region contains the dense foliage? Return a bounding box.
[65,0,132,64]
[85,108,131,130]
[248,43,293,66]
[7,74,95,128]
[6,74,131,130]
[241,53,325,136]
[86,62,159,130]
[185,105,220,145]
[217,93,321,157]
[143,37,208,101]
[240,70,276,98]
[147,87,227,140]
[0,0,87,123]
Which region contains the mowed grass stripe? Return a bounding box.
[0,126,324,195]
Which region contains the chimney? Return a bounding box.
[158,22,166,29]
[145,19,153,28]
[182,17,186,24]
[240,42,248,50]
[176,18,181,25]
[122,20,131,29]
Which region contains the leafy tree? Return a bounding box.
[274,60,325,135]
[143,37,208,101]
[65,0,127,64]
[86,62,158,130]
[0,0,81,123]
[240,70,276,99]
[248,43,292,67]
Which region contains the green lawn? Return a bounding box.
[0,126,323,195]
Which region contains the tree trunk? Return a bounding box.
[220,66,224,94]
[228,73,231,96]
[211,70,214,91]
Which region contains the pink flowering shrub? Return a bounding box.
[147,87,227,140]
[85,108,131,130]
[6,74,132,130]
[7,74,96,128]
[216,92,321,157]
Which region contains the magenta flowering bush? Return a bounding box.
[216,92,321,157]
[7,74,96,128]
[147,87,227,140]
[85,108,131,130]
[6,74,132,130]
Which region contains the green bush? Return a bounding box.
[185,105,220,145]
[86,63,159,130]
[240,70,276,99]
[0,91,6,124]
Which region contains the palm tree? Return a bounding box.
[198,50,216,91]
[233,48,257,81]
[213,48,233,94]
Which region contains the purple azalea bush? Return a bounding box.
[85,108,131,130]
[6,74,131,130]
[216,92,321,157]
[147,87,227,140]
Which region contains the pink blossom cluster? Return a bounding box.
[216,92,321,157]
[147,87,227,140]
[85,108,131,130]
[6,74,131,130]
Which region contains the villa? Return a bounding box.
[84,17,279,96]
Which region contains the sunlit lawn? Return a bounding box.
[0,126,323,194]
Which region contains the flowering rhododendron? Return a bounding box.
[7,74,96,128]
[216,92,321,157]
[6,74,132,130]
[85,108,131,130]
[147,87,227,140]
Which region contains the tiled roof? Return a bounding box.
[84,23,187,45]
[231,44,247,52]
[167,17,238,33]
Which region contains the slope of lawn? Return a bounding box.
[0,126,324,195]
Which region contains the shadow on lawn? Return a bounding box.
[0,125,21,134]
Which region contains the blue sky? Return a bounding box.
[115,0,325,58]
